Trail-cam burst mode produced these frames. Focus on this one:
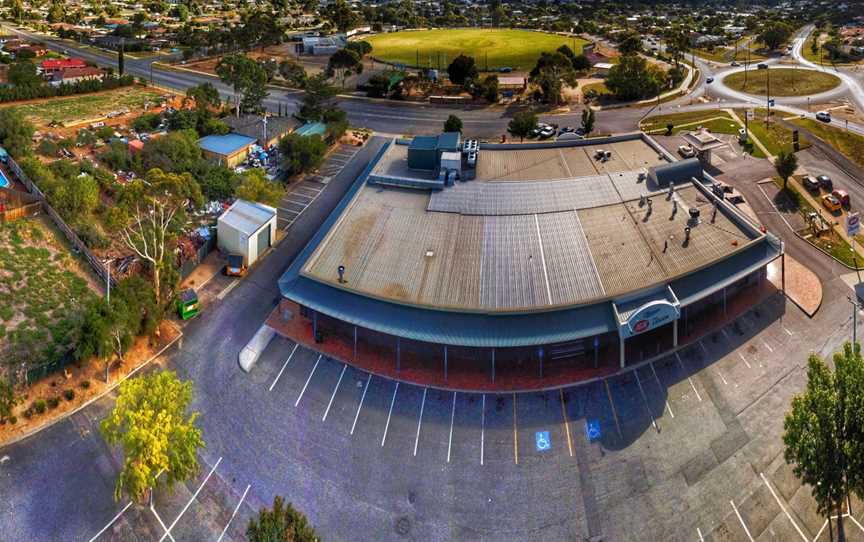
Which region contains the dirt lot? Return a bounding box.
[180,44,326,77]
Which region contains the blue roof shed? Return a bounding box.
[198,133,257,157]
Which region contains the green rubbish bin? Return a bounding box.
[177,289,200,320]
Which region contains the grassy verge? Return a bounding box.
[789,118,864,168]
[640,110,736,133]
[723,68,841,96]
[737,108,809,156]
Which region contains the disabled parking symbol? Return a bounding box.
[535,431,551,452]
[585,420,602,442]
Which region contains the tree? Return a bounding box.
[133,112,161,133]
[327,0,359,33]
[0,377,18,423]
[120,168,202,305]
[783,345,864,542]
[299,73,337,121]
[345,40,372,57]
[774,148,798,189]
[56,173,99,222]
[235,169,284,206]
[186,82,221,116]
[247,496,319,542]
[215,53,269,116]
[481,74,499,103]
[279,133,327,175]
[8,60,41,88]
[581,108,595,136]
[447,54,478,86]
[507,111,537,142]
[529,52,577,105]
[759,21,793,51]
[444,114,463,133]
[617,31,644,56]
[605,55,668,101]
[199,165,238,201]
[571,54,592,72]
[278,59,307,88]
[100,371,204,502]
[0,109,34,157]
[140,129,204,174]
[327,48,362,86]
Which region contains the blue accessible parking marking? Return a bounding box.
[585,420,602,442]
[535,431,551,452]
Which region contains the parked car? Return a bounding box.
[538,125,556,139]
[822,193,842,213]
[706,77,714,84]
[757,63,768,69]
[802,176,820,192]
[816,111,832,122]
[678,145,696,158]
[817,175,833,191]
[832,189,850,208]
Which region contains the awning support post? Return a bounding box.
[396,337,401,373]
[444,345,448,382]
[673,319,679,347]
[353,326,358,361]
[491,348,496,382]
[312,310,318,342]
[619,335,626,369]
[722,287,727,315]
[538,347,544,379]
[781,253,786,294]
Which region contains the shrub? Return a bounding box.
[23,408,32,419]
[34,400,46,414]
[80,380,90,389]
[47,397,59,409]
[63,389,75,401]
[9,415,16,424]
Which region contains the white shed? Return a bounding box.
[217,199,278,267]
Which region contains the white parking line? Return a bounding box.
[88,501,133,542]
[322,364,347,422]
[738,352,752,369]
[216,484,251,542]
[158,456,222,542]
[295,355,322,407]
[381,382,399,447]
[447,392,456,463]
[697,527,704,541]
[633,371,658,431]
[216,279,240,301]
[150,504,176,542]
[783,327,794,336]
[649,363,674,418]
[762,339,774,353]
[268,344,299,392]
[480,394,486,466]
[759,472,808,541]
[730,499,754,542]
[675,352,702,402]
[413,387,427,457]
[350,374,372,436]
[717,370,729,386]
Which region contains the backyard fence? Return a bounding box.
[0,202,41,222]
[8,155,116,291]
[179,231,217,280]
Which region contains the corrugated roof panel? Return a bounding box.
[218,200,275,236]
[479,215,547,310]
[537,211,605,305]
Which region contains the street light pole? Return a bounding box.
[848,296,862,347]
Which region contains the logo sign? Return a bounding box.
[585,420,602,442]
[535,431,551,452]
[622,300,681,338]
[847,212,861,237]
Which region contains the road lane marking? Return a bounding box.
[738,352,752,369]
[604,379,624,440]
[447,392,456,463]
[480,394,486,466]
[295,355,321,407]
[413,387,427,457]
[322,364,347,422]
[158,457,222,542]
[381,382,399,447]
[269,344,299,392]
[350,374,371,435]
[675,352,702,402]
[759,472,808,541]
[560,389,574,457]
[634,370,659,432]
[88,501,133,542]
[730,499,754,542]
[649,363,674,418]
[512,393,519,465]
[216,484,251,542]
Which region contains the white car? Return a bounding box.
[815,111,832,123]
[678,145,697,158]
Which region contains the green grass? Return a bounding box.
[640,110,736,133]
[364,28,587,71]
[693,36,769,63]
[1,86,164,127]
[0,217,96,369]
[737,109,809,156]
[789,118,864,169]
[723,68,841,96]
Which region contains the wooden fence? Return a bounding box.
[0,202,41,222]
[7,156,116,290]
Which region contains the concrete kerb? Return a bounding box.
[0,323,184,448]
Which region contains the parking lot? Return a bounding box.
[277,144,361,231]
